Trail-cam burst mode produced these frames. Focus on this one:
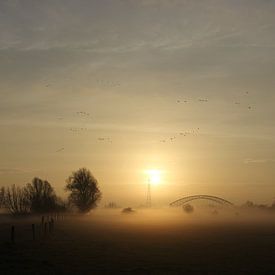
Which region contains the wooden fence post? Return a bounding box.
[32,224,35,241]
[49,220,52,234]
[11,225,15,243]
[50,218,54,234]
[44,222,48,236]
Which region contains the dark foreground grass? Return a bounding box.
[0,209,275,274]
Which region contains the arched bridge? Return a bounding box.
[170,195,234,207]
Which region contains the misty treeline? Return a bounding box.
[0,168,101,215]
[241,200,275,211]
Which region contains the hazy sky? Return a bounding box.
[0,0,275,205]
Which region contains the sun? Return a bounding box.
[146,169,161,185]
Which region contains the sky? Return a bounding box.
[0,0,275,206]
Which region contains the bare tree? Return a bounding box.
[25,177,57,213]
[66,168,102,213]
[5,185,30,215]
[0,187,5,208]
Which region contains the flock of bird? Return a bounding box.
[160,128,201,143]
[55,147,64,153]
[55,90,254,152]
[76,111,91,117]
[176,91,253,110]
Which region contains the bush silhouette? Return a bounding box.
[66,168,102,213]
[182,203,194,213]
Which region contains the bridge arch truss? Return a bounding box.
[170,195,234,207]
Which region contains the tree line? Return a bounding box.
[0,168,101,215]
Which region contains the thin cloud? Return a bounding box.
[244,159,275,164]
[0,168,28,175]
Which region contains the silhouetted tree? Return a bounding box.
[0,187,5,208]
[242,200,269,210]
[5,185,30,215]
[65,168,102,213]
[25,177,57,213]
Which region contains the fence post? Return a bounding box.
[38,224,40,239]
[32,224,35,241]
[50,218,54,234]
[49,220,52,234]
[44,222,48,236]
[11,225,15,243]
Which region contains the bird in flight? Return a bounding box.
[76,111,90,116]
[56,147,64,153]
[198,99,208,102]
[98,137,112,143]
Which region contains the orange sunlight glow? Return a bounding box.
[146,169,162,185]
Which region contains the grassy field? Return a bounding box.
[0,208,275,274]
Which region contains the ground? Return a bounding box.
[0,209,275,274]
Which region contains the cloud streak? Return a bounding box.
[244,159,275,164]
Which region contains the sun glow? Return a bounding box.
[146,169,161,185]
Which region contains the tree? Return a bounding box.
[25,177,57,213]
[5,185,30,215]
[0,187,5,208]
[65,168,102,213]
